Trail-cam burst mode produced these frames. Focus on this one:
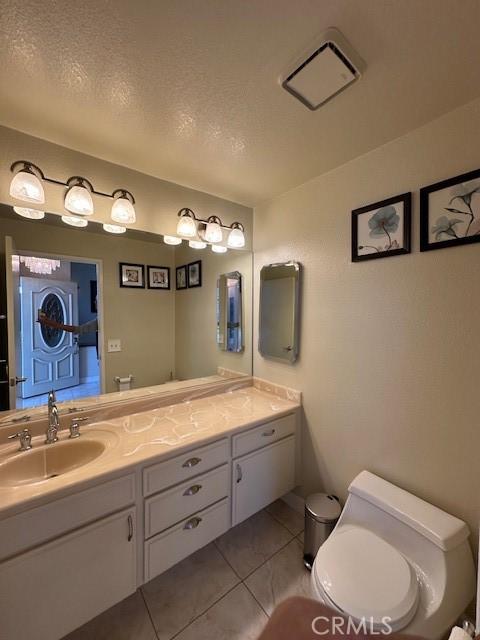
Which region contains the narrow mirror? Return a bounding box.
[217,271,243,353]
[259,262,301,363]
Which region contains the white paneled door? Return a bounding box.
[18,276,79,398]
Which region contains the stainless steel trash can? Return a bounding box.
[303,493,341,570]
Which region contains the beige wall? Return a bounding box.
[0,125,253,249]
[174,245,252,379]
[0,206,176,392]
[253,98,480,546]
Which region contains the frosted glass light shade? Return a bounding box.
[10,171,45,204]
[189,240,206,249]
[227,227,245,248]
[205,221,223,243]
[111,197,136,224]
[14,206,45,220]
[64,185,94,215]
[177,215,197,238]
[103,223,126,234]
[164,235,182,245]
[61,215,88,227]
[212,244,227,253]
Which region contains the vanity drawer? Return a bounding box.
[145,464,229,538]
[232,413,295,458]
[0,473,135,561]
[144,498,230,581]
[143,438,228,497]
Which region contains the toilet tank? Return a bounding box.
[342,471,470,551]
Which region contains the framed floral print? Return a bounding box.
[176,265,187,290]
[119,263,145,288]
[420,168,480,252]
[147,265,170,290]
[351,193,411,262]
[187,260,202,288]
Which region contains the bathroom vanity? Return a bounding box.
[0,381,301,640]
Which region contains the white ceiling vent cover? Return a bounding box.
[281,28,365,110]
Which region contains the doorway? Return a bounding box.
[14,253,102,409]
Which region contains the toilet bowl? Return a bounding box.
[311,471,476,640]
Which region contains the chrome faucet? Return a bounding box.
[8,428,32,451]
[45,390,59,444]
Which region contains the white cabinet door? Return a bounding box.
[232,436,295,526]
[0,507,136,640]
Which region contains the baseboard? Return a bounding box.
[79,376,99,384]
[281,491,305,514]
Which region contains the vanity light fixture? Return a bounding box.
[13,206,45,220]
[212,244,227,253]
[111,189,136,224]
[176,208,197,238]
[227,222,246,248]
[103,223,126,234]
[176,208,246,249]
[163,235,182,245]
[61,215,88,227]
[64,177,94,216]
[9,161,136,225]
[204,216,223,243]
[189,240,207,249]
[9,162,45,204]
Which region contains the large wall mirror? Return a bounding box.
[259,261,301,364]
[0,204,252,421]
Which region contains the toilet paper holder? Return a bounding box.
[114,374,134,388]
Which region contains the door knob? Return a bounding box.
[10,377,27,386]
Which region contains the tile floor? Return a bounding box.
[64,500,311,640]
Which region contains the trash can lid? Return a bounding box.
[306,493,341,523]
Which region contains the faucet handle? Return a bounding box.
[8,428,32,451]
[69,416,90,439]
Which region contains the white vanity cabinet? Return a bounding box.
[0,408,298,640]
[0,507,137,640]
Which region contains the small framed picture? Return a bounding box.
[147,265,170,290]
[420,168,480,252]
[119,263,145,288]
[352,193,411,262]
[188,260,202,288]
[176,265,187,290]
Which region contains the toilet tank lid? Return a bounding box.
[349,471,470,551]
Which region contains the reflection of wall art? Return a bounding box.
[119,263,145,288]
[147,265,170,290]
[420,168,480,252]
[176,265,187,290]
[352,193,411,262]
[188,260,202,288]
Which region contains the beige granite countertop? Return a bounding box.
[0,386,300,519]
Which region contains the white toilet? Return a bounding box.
[311,471,476,640]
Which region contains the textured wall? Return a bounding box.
[254,98,480,547]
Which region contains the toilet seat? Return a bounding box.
[312,526,420,632]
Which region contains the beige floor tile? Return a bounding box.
[245,538,313,615]
[141,543,239,640]
[62,591,156,640]
[265,499,304,535]
[297,530,305,544]
[174,584,268,640]
[215,510,293,578]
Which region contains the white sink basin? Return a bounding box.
[0,437,109,487]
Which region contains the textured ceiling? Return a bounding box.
[1,0,480,206]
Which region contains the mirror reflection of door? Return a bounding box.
[217,271,243,353]
[18,278,79,399]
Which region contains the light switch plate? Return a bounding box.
[107,339,122,352]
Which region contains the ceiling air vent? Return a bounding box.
[281,28,365,110]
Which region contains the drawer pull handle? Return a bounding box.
[184,517,202,530]
[236,463,243,484]
[182,457,202,468]
[127,515,134,542]
[183,484,202,496]
[262,428,276,437]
